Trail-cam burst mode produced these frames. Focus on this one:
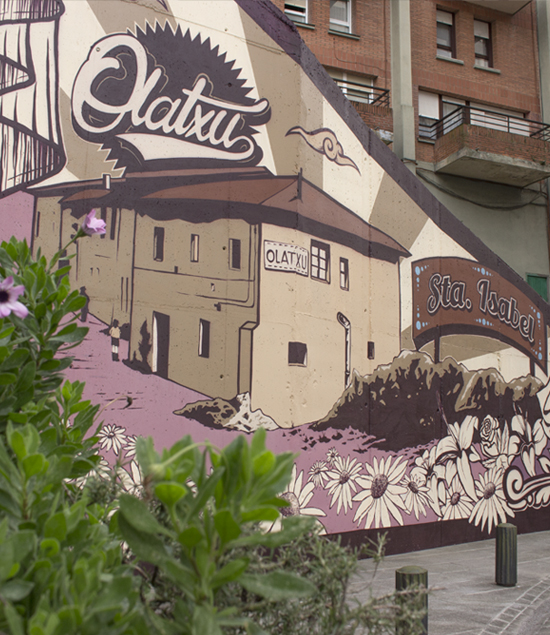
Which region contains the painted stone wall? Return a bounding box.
[1,0,550,552]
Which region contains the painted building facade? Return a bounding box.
[1,0,550,552]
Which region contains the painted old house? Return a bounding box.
[2,0,550,550]
[33,167,407,426]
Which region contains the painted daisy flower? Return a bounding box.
[81,209,106,236]
[0,276,28,319]
[98,423,127,455]
[123,434,138,459]
[263,464,326,532]
[469,467,514,533]
[441,474,474,521]
[353,455,408,529]
[401,472,432,520]
[117,461,142,496]
[326,447,339,466]
[324,455,363,515]
[308,460,329,488]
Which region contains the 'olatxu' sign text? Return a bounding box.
[71,25,271,170]
[264,241,309,276]
[413,257,547,371]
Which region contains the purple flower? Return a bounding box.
[81,209,106,236]
[0,276,28,318]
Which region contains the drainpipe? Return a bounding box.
[337,312,351,387]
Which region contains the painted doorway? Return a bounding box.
[152,311,170,378]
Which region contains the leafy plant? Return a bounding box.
[0,235,426,635]
[116,431,317,635]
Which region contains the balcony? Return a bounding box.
[332,79,392,143]
[463,0,531,15]
[421,106,550,187]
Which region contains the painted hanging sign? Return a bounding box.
[413,257,547,371]
[71,25,271,171]
[264,241,309,276]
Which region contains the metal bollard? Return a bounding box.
[496,522,517,587]
[395,565,428,635]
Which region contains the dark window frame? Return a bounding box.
[198,319,210,358]
[339,257,349,290]
[436,9,456,59]
[229,238,241,270]
[288,341,307,366]
[311,240,330,283]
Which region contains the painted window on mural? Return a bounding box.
[311,240,330,282]
[340,257,349,290]
[190,234,199,262]
[288,341,307,366]
[436,9,455,58]
[229,238,241,270]
[474,19,492,68]
[284,0,307,23]
[153,227,165,262]
[329,0,351,33]
[198,319,210,358]
[109,208,117,241]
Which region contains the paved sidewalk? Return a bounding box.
[349,530,550,635]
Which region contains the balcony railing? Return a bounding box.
[420,106,550,142]
[333,79,390,107]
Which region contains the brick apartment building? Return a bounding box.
[271,0,550,304]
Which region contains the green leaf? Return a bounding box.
[0,372,16,385]
[178,526,204,549]
[155,482,187,507]
[16,361,36,392]
[23,453,47,479]
[192,605,223,635]
[4,602,24,635]
[241,507,280,523]
[40,538,60,557]
[214,510,241,545]
[253,451,275,477]
[250,428,266,457]
[0,579,34,601]
[240,571,316,601]
[119,494,172,536]
[44,512,67,541]
[117,512,169,566]
[211,558,249,589]
[232,516,315,549]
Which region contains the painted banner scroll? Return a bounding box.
[413,257,547,372]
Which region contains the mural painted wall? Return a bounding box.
[2,0,550,551]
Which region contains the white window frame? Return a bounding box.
[284,0,308,23]
[329,0,351,34]
[327,68,373,104]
